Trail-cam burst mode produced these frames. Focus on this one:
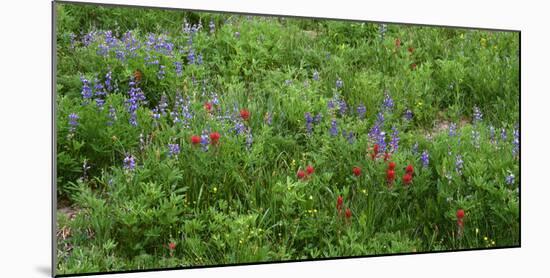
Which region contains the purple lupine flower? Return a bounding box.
[382,92,394,111]
[80,77,93,101]
[82,31,95,46]
[157,65,166,79]
[455,155,464,175]
[208,93,219,106]
[183,21,191,33]
[105,71,113,92]
[338,99,347,116]
[126,80,146,126]
[377,130,387,153]
[501,128,507,141]
[335,78,343,89]
[174,61,183,77]
[449,123,457,137]
[512,126,519,156]
[168,143,180,157]
[327,99,335,110]
[68,113,79,133]
[187,48,195,64]
[245,129,254,150]
[305,112,314,134]
[93,80,106,110]
[329,119,338,136]
[115,50,125,61]
[197,53,203,65]
[95,99,105,110]
[123,154,136,171]
[472,129,480,149]
[421,150,429,168]
[489,125,496,144]
[369,112,385,140]
[357,104,366,119]
[107,105,117,126]
[158,94,168,115]
[313,113,323,124]
[104,31,118,48]
[97,44,109,56]
[313,70,319,81]
[379,24,387,40]
[179,96,193,128]
[404,109,413,121]
[94,80,106,97]
[209,20,215,34]
[346,131,355,144]
[505,173,515,185]
[123,31,140,55]
[412,142,419,155]
[234,120,246,135]
[389,126,399,153]
[473,106,483,124]
[200,130,210,152]
[152,108,161,120]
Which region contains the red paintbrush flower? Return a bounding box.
[336,195,343,212]
[406,164,414,174]
[297,170,306,180]
[388,161,396,170]
[306,165,315,175]
[384,152,391,162]
[353,166,362,177]
[408,46,414,53]
[209,132,220,144]
[456,209,465,228]
[240,109,250,121]
[204,102,212,112]
[395,38,401,48]
[345,208,352,219]
[168,242,176,250]
[456,209,465,219]
[411,63,417,70]
[373,144,379,154]
[403,173,413,185]
[191,135,201,145]
[387,169,395,182]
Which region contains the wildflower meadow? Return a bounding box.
[55,3,520,275]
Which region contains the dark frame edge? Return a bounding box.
[52,1,58,277]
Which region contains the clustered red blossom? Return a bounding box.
[190,135,201,145]
[240,108,250,121]
[190,132,221,146]
[352,166,362,177]
[456,209,465,227]
[297,164,315,181]
[204,102,212,112]
[336,195,352,222]
[209,132,220,144]
[456,209,466,238]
